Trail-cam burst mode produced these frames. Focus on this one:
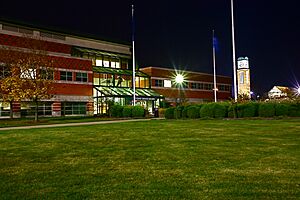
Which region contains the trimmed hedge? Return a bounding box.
[132,106,145,118]
[275,103,290,116]
[187,106,200,119]
[258,103,275,117]
[200,103,228,118]
[174,106,184,119]
[110,105,123,117]
[122,106,133,118]
[288,103,300,117]
[165,107,175,119]
[237,102,258,118]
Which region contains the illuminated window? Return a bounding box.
[20,69,36,79]
[103,57,110,67]
[240,72,244,84]
[164,80,172,88]
[96,59,103,67]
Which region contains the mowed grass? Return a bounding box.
[0,119,299,199]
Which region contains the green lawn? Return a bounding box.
[0,119,299,199]
[0,116,112,128]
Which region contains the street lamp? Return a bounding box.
[175,73,184,105]
[175,74,184,84]
[297,87,300,94]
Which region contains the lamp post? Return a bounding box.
[175,74,184,105]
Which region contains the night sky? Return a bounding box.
[1,0,300,96]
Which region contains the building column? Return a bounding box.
[86,101,94,116]
[52,102,61,117]
[12,102,21,118]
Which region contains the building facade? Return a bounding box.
[0,21,162,118]
[140,66,232,104]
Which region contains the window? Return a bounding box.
[240,72,244,84]
[63,102,86,115]
[60,71,72,81]
[103,57,110,67]
[76,72,88,82]
[0,65,10,79]
[191,83,197,89]
[96,59,103,67]
[40,69,53,80]
[20,69,36,79]
[164,80,172,88]
[154,79,163,87]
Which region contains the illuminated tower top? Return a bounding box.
[237,57,249,69]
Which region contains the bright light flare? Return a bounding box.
[175,74,184,84]
[297,87,300,94]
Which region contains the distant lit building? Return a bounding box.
[237,57,251,98]
[140,66,232,103]
[268,86,291,99]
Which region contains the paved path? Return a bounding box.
[0,118,155,131]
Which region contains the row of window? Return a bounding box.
[72,51,129,69]
[60,71,88,82]
[154,79,231,92]
[93,73,150,88]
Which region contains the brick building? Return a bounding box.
[140,66,232,103]
[0,21,162,118]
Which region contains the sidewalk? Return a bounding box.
[0,118,153,131]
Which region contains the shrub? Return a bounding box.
[200,103,214,118]
[187,106,200,119]
[109,105,123,117]
[237,102,258,118]
[174,106,184,119]
[258,103,275,117]
[165,107,175,119]
[275,103,290,116]
[288,103,300,117]
[213,103,229,118]
[132,106,145,118]
[122,106,133,118]
[158,108,166,118]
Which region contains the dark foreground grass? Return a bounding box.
[0,119,299,199]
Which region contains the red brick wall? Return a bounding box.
[0,33,71,54]
[50,83,92,96]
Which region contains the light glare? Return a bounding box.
[175,74,184,84]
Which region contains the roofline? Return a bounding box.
[141,66,231,79]
[0,19,131,48]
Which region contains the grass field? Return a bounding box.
[0,119,299,199]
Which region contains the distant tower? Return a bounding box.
[237,57,251,98]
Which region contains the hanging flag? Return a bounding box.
[213,34,219,52]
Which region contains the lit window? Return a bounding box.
[111,61,116,68]
[116,62,120,68]
[164,80,172,88]
[240,72,244,84]
[96,59,103,67]
[20,69,36,79]
[103,60,109,67]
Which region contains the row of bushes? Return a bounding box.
[109,105,146,118]
[164,102,300,119]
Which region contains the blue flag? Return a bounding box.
[213,36,219,52]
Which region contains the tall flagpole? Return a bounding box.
[212,30,217,102]
[132,4,136,106]
[231,0,238,101]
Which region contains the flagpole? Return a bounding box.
[212,30,217,102]
[231,0,238,101]
[132,4,136,106]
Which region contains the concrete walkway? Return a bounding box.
[0,118,154,131]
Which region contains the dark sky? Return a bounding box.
[1,0,300,95]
